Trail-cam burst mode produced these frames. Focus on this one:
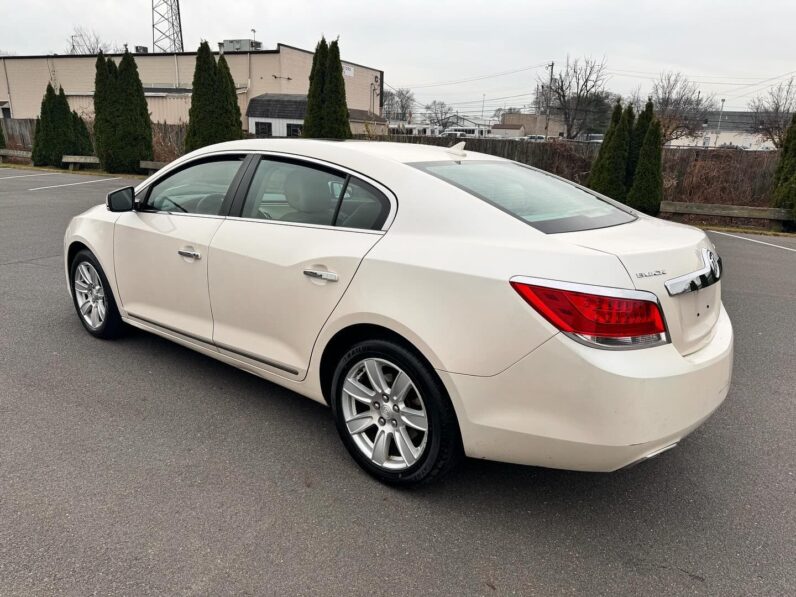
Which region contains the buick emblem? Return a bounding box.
[706,249,721,278]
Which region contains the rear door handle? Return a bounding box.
[178,248,201,260]
[303,269,338,282]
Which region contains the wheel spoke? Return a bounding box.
[89,305,100,327]
[371,428,389,466]
[345,412,374,435]
[77,263,91,284]
[97,300,106,321]
[343,378,375,404]
[390,371,412,402]
[400,407,428,432]
[364,360,388,394]
[394,426,419,467]
[79,300,92,315]
[74,279,90,292]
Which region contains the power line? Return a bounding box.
[394,63,547,89]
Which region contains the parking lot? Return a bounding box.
[0,165,794,595]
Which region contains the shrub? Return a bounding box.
[589,104,633,201]
[626,120,664,215]
[216,55,243,142]
[628,99,653,185]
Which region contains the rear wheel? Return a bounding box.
[330,339,462,486]
[70,249,124,339]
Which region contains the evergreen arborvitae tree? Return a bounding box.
[216,55,243,141]
[54,87,76,161]
[772,113,796,216]
[589,101,622,185]
[101,51,153,173]
[626,119,664,215]
[303,37,328,138]
[185,41,220,152]
[32,83,56,166]
[321,39,352,139]
[628,99,654,186]
[71,112,93,156]
[589,103,633,201]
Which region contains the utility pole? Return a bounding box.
[544,61,554,139]
[714,98,725,147]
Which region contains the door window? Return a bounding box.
[241,160,345,226]
[144,156,246,215]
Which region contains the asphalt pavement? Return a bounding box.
[0,166,794,596]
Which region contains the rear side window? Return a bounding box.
[413,160,636,233]
[240,158,390,230]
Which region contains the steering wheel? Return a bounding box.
[158,196,188,213]
[196,193,226,215]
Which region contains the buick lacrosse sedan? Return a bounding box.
[64,139,733,485]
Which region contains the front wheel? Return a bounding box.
[330,339,463,486]
[70,249,124,339]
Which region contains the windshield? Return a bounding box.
[413,160,636,234]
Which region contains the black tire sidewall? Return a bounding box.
[330,339,459,485]
[69,249,122,338]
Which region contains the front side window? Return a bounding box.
[145,156,245,215]
[413,160,636,234]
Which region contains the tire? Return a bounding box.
[69,249,125,339]
[330,339,463,486]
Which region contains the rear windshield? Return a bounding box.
[412,160,636,233]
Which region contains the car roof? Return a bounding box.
[183,138,503,166]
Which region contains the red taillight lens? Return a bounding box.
[511,281,667,347]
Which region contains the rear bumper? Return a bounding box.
[439,305,733,471]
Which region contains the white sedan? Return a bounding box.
[64,139,733,485]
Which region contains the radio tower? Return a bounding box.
[152,0,184,53]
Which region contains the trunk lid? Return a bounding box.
[556,217,721,355]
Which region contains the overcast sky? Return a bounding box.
[3,0,795,113]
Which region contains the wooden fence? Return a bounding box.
[0,119,36,150]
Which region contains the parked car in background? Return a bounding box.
[64,139,733,486]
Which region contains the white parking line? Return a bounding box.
[710,230,796,253]
[28,177,121,191]
[0,172,60,180]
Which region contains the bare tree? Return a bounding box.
[425,100,456,129]
[748,78,795,148]
[651,71,716,143]
[383,87,415,120]
[536,56,608,139]
[66,26,119,55]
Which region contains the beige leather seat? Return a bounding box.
[279,170,335,225]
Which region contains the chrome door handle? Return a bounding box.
[177,248,201,260]
[303,269,338,282]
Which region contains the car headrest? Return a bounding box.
[284,170,332,213]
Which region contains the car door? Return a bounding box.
[207,155,393,378]
[114,154,249,342]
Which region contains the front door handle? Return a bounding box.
[303,269,338,282]
[177,248,201,260]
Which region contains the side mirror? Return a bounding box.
[106,186,134,212]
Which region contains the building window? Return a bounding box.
[255,121,272,138]
[286,123,303,137]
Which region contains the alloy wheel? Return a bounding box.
[340,357,429,471]
[73,262,107,330]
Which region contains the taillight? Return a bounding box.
[510,278,668,349]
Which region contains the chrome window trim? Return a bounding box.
[226,215,385,235]
[664,248,722,296]
[509,275,671,351]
